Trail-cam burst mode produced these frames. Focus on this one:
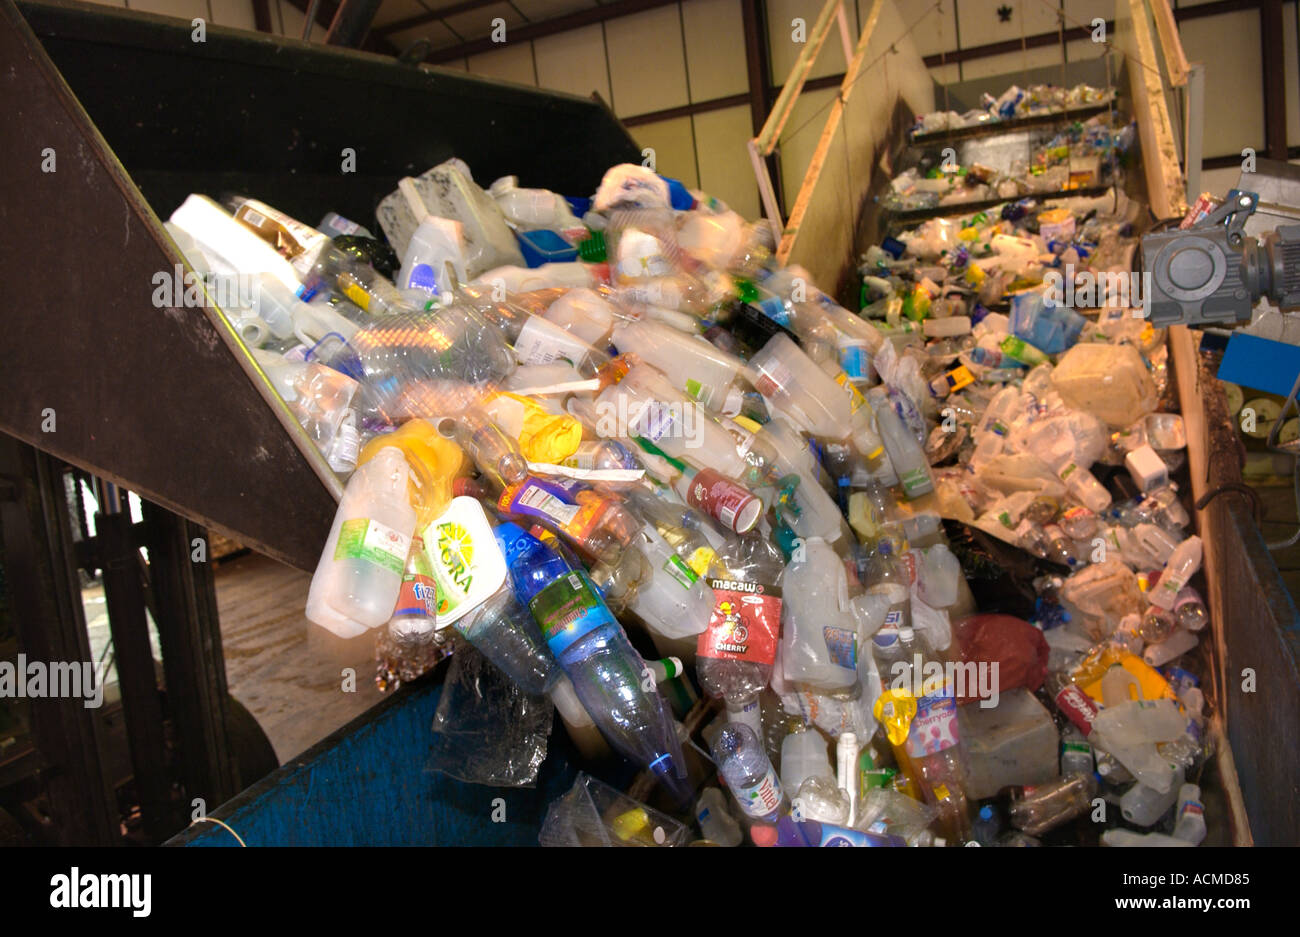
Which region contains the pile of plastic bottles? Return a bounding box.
[164,156,1212,847]
[912,82,1114,136]
[886,111,1135,213]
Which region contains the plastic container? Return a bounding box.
[780,537,859,690]
[1050,342,1158,428]
[611,318,745,414]
[956,689,1061,800]
[306,447,416,636]
[517,229,580,268]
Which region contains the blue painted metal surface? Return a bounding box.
[1217,332,1300,397]
[168,672,629,847]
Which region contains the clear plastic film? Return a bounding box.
[425,641,553,788]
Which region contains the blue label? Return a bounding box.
[840,344,871,380]
[406,263,439,294]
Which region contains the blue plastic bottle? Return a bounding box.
[495,522,691,803]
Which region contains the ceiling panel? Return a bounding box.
[372,0,433,29]
[510,0,598,22]
[442,1,527,40]
[386,20,463,50]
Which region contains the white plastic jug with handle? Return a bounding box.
[306,447,416,634]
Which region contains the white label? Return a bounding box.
[633,399,677,443]
[518,484,581,526]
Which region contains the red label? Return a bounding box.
[684,469,761,533]
[1055,684,1099,734]
[698,579,781,665]
[394,573,438,618]
[901,552,918,587]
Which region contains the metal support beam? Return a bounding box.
[376,0,507,38]
[325,0,383,48]
[422,0,681,64]
[741,0,783,216]
[143,501,240,811]
[96,503,176,842]
[1262,0,1288,161]
[0,436,117,845]
[252,0,273,33]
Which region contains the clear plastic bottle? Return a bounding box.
[1173,587,1208,632]
[596,363,749,477]
[497,522,690,803]
[436,410,529,489]
[866,539,913,632]
[711,723,786,823]
[454,584,559,696]
[902,628,972,843]
[867,386,932,498]
[373,534,450,691]
[1138,605,1177,644]
[972,804,1001,846]
[1008,774,1094,836]
[1172,782,1207,844]
[1148,536,1203,610]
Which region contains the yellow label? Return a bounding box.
[835,372,867,413]
[933,783,951,802]
[946,365,975,392]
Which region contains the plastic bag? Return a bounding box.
[953,613,1049,702]
[538,772,691,846]
[425,642,553,788]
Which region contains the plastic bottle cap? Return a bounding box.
[749,824,778,848]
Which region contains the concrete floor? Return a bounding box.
[212,553,384,764]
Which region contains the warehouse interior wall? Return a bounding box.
[72,0,1300,219]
